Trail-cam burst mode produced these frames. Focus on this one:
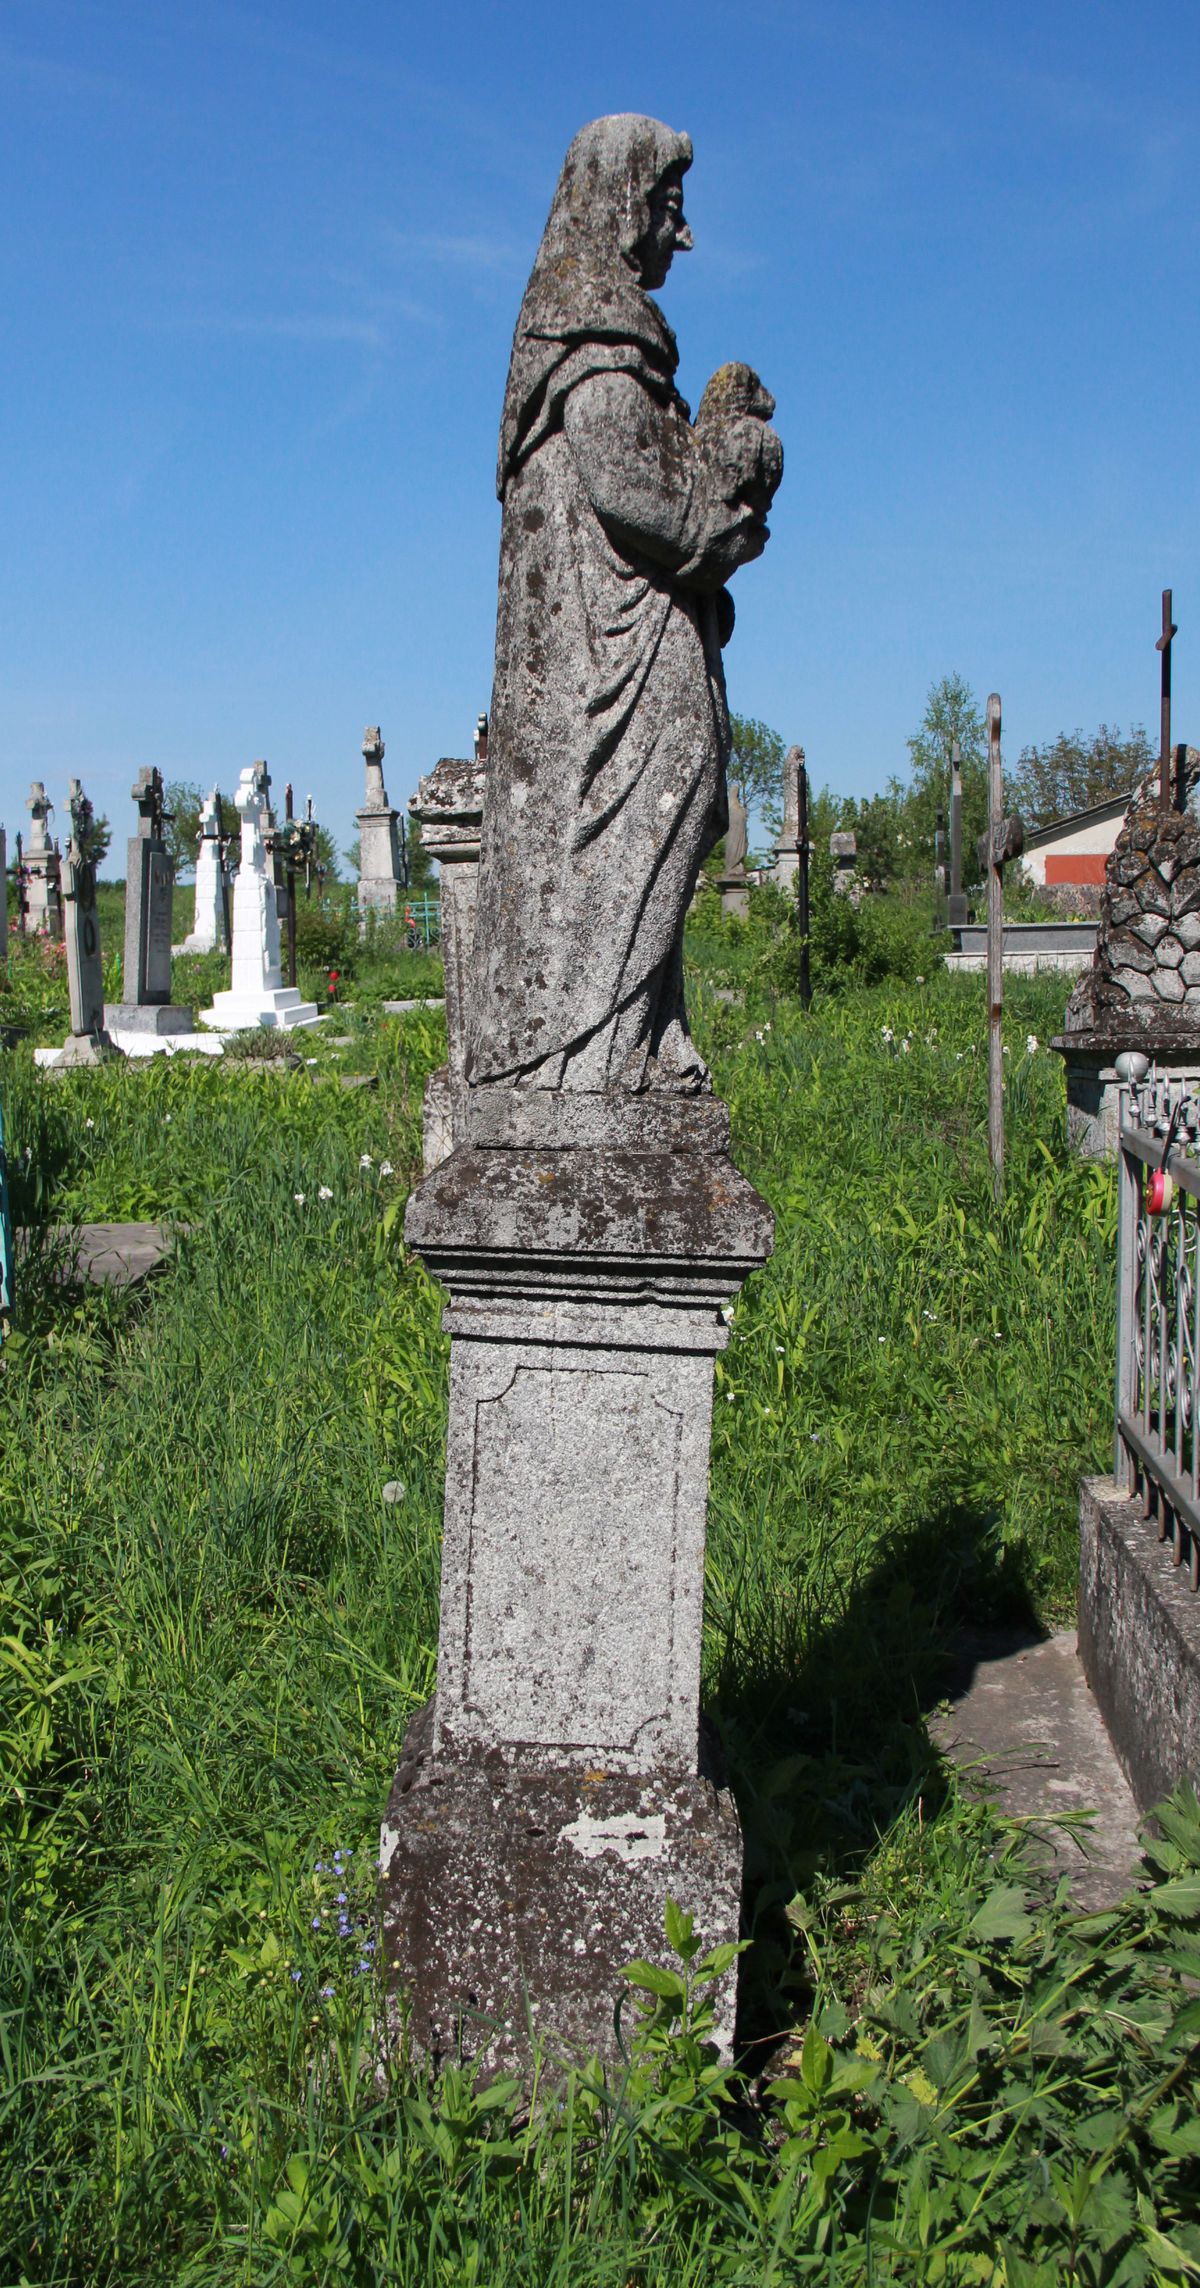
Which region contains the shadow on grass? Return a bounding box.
[708,1495,1045,2054]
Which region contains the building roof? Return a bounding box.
[1022,789,1138,849]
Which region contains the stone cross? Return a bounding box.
[121,767,175,1006]
[24,782,63,938]
[356,725,402,926]
[61,780,119,1060]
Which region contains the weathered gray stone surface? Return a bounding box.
[1078,1475,1200,1810]
[465,114,780,1099]
[382,1704,741,2078]
[383,115,780,2078]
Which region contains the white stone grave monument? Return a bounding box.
[199,765,322,1032]
[177,792,229,955]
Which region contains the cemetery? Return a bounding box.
[2,70,1200,2288]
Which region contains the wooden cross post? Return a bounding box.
[796,751,812,1010]
[987,697,1004,1195]
[14,833,28,937]
[214,795,232,957]
[1158,589,1178,809]
[976,696,1024,1202]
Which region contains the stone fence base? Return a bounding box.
[1052,1036,1200,1157]
[1078,1476,1200,1810]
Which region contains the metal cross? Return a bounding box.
[1158,588,1178,807]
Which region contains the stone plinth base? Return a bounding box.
[716,873,749,918]
[104,1002,196,1036]
[198,986,322,1031]
[388,1120,773,2077]
[51,1030,124,1067]
[381,1703,742,2078]
[1052,1031,1200,1157]
[1078,1476,1200,1808]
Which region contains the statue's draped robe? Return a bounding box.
[466,118,748,1094]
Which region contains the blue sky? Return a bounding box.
[2,0,1197,868]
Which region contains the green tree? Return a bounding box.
[163,781,235,880]
[887,674,990,885]
[1008,723,1153,829]
[728,714,787,836]
[313,825,340,882]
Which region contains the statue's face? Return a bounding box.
[632,165,693,289]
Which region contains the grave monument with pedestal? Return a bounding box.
[380,113,783,2077]
[57,781,123,1067]
[715,780,750,917]
[24,784,63,939]
[199,766,322,1032]
[409,713,489,1171]
[356,727,402,926]
[177,792,229,955]
[105,768,196,1041]
[773,744,805,891]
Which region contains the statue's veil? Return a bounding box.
[496,114,692,497]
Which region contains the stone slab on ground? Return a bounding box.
[36,1034,226,1067]
[929,1627,1143,1910]
[381,998,444,1015]
[40,1222,178,1288]
[1079,1475,1200,1811]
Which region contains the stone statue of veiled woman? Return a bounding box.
[465,114,782,1098]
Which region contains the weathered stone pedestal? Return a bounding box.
[408,726,489,1172]
[381,1096,772,2076]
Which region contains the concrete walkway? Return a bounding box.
[930,1628,1144,1909]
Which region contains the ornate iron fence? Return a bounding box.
[1115,1059,1200,1591]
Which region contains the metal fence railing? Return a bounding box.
[1116,1059,1200,1591]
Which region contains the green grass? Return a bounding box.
[1,958,1198,2283]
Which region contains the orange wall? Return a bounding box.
[1044,852,1109,885]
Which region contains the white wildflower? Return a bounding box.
[916,974,925,985]
[1026,1035,1039,1054]
[294,1192,305,1205]
[85,1118,95,1130]
[379,1161,394,1177]
[318,1185,333,1201]
[901,1037,911,1054]
[775,1344,784,1355]
[720,1305,735,1325]
[360,1153,373,1169]
[881,1027,894,1044]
